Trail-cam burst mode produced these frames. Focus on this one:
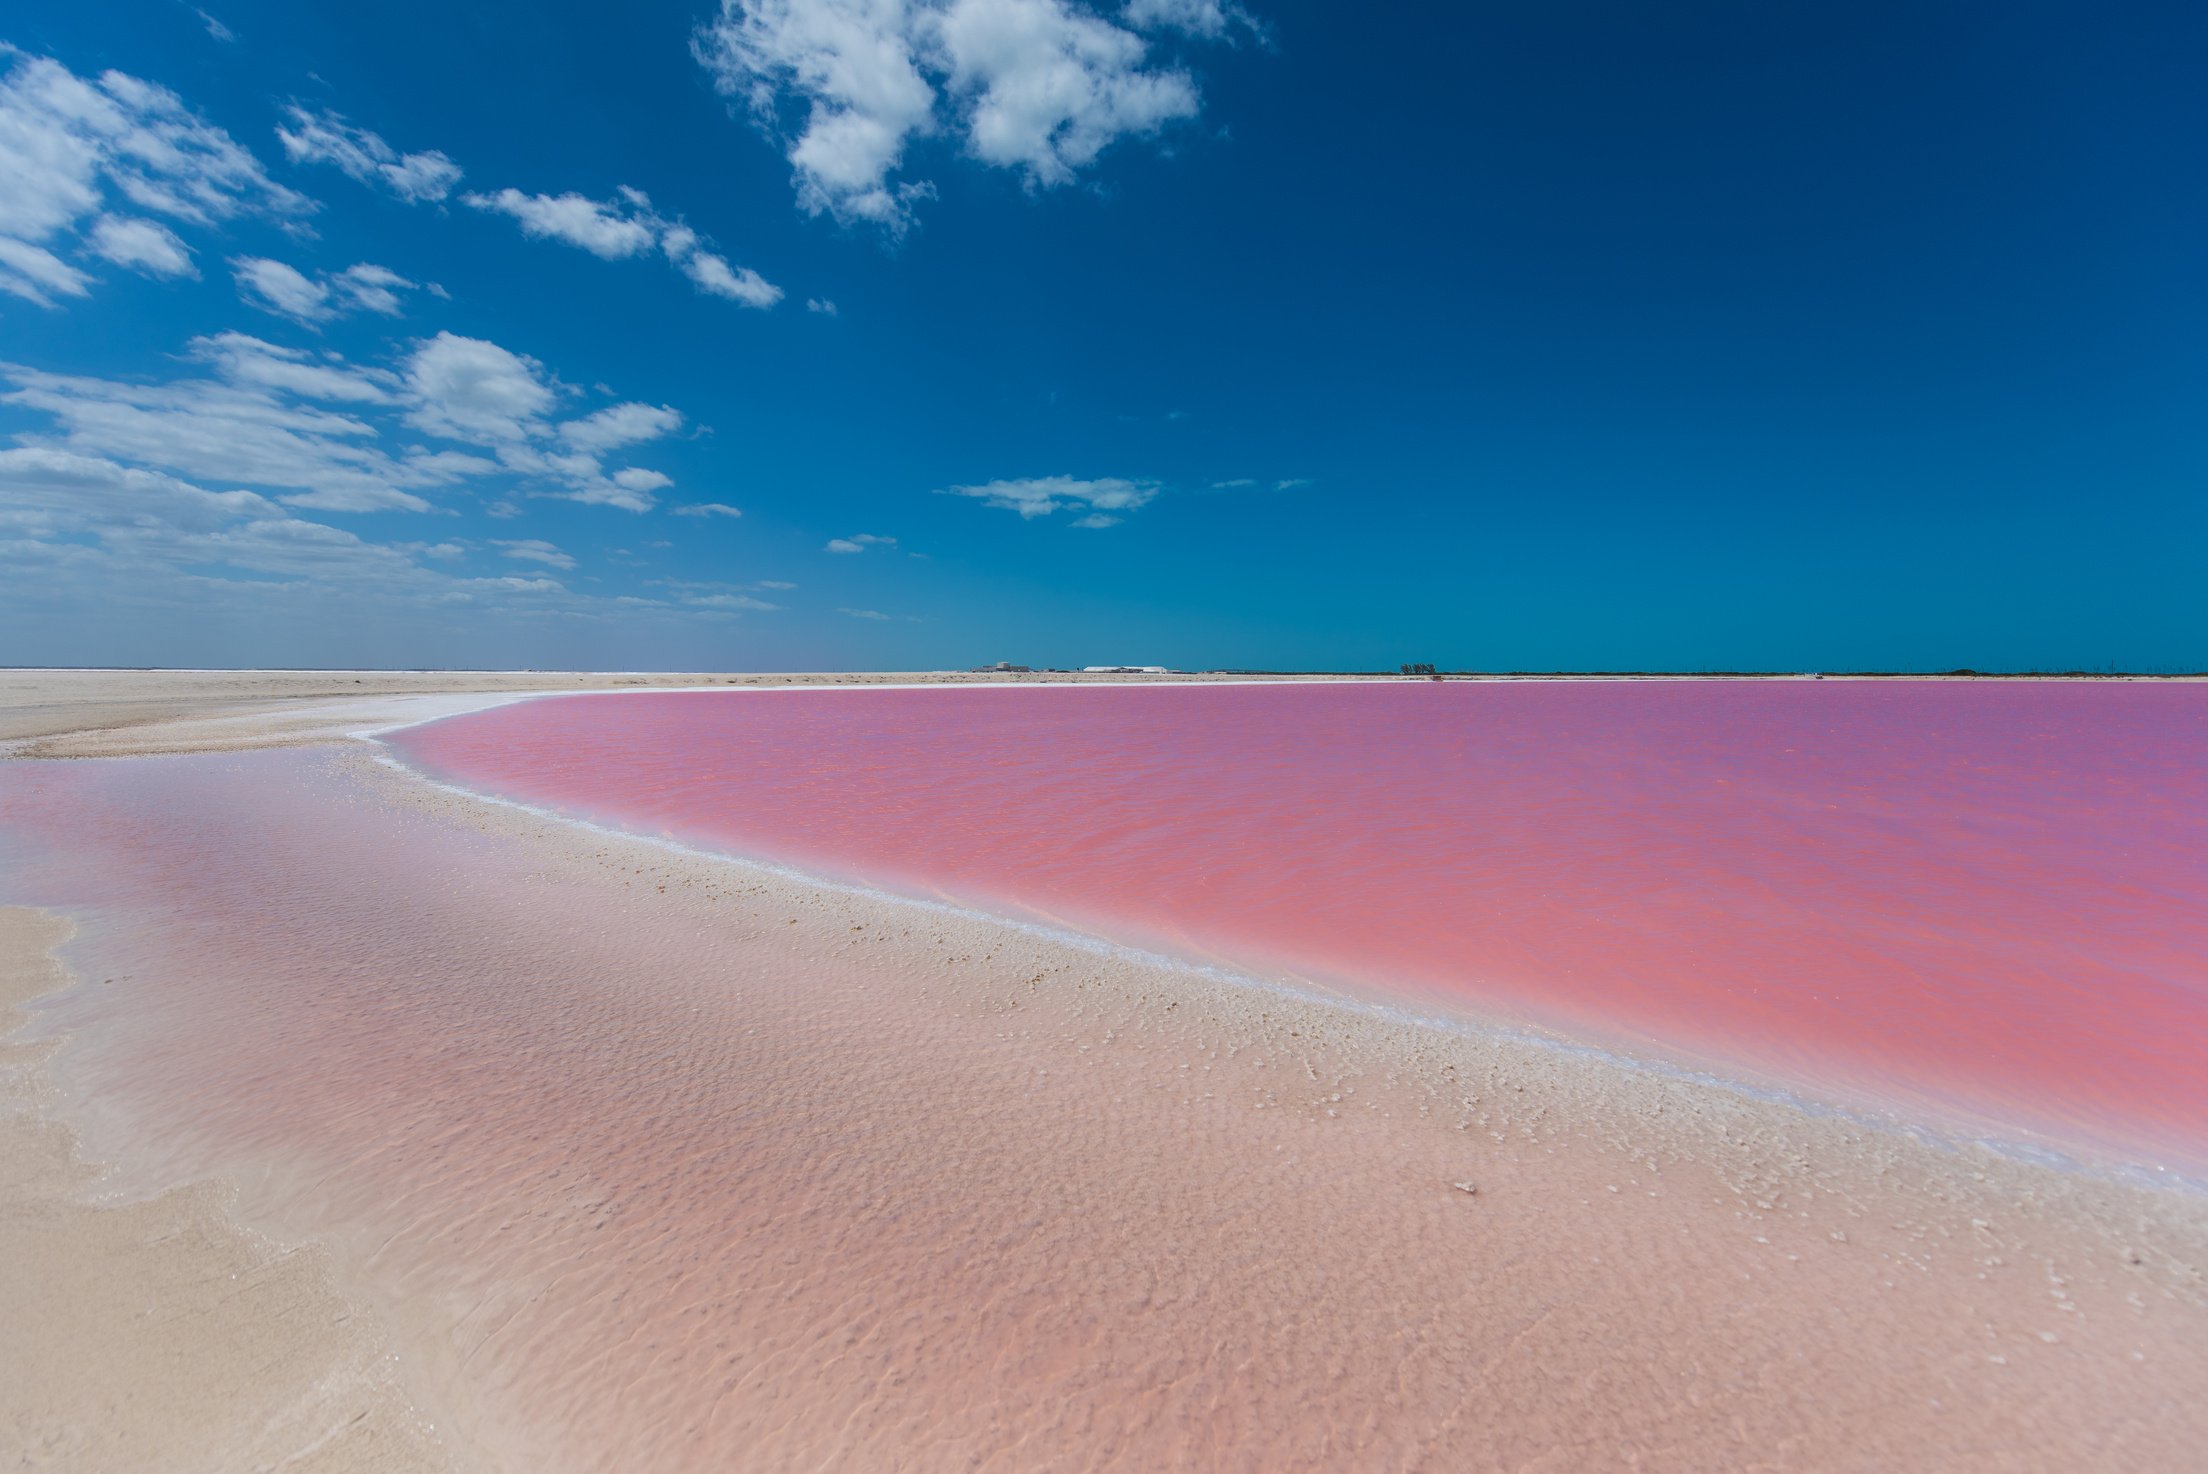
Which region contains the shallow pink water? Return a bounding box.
[390,680,2208,1165]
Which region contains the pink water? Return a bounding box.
[389,680,2208,1166]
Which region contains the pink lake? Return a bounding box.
[387,680,2208,1168]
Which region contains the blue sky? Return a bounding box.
[1,0,2202,671]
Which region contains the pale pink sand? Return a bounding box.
[2,740,2204,1472]
[0,907,459,1472]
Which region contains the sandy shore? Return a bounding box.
[3,671,2205,1472]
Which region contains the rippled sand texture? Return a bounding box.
[392,681,2208,1170]
[2,747,2204,1473]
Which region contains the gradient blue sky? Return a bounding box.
[2,0,2202,671]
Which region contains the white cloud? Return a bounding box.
[4,359,436,512]
[694,0,1217,229]
[806,296,838,315]
[0,236,90,305]
[275,105,463,202]
[336,262,416,314]
[677,243,784,306]
[185,331,398,403]
[673,501,743,518]
[1121,0,1252,40]
[0,445,771,652]
[560,401,683,453]
[1070,512,1119,528]
[466,189,785,308]
[233,256,422,324]
[940,473,1156,520]
[85,214,195,278]
[695,0,938,227]
[690,591,778,609]
[611,467,674,494]
[275,95,778,311]
[196,10,237,43]
[493,537,576,569]
[402,332,556,444]
[4,328,684,516]
[399,333,680,511]
[826,531,896,551]
[838,606,891,619]
[0,48,309,304]
[937,0,1198,185]
[231,256,327,321]
[464,187,656,258]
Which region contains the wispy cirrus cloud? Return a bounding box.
[461,185,784,308]
[275,105,463,203]
[0,445,778,659]
[271,87,784,310]
[826,532,896,552]
[3,327,688,515]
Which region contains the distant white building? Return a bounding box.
[1083,665,1169,674]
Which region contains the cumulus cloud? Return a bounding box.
[806,296,838,315]
[232,256,423,324]
[694,0,1226,229]
[940,473,1156,521]
[673,501,743,517]
[398,332,681,511]
[0,47,309,305]
[493,537,576,569]
[402,332,557,444]
[826,532,896,551]
[275,105,463,203]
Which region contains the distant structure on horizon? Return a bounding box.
[1083,665,1169,674]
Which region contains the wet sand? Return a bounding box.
[0,907,459,1473]
[2,673,2205,1472]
